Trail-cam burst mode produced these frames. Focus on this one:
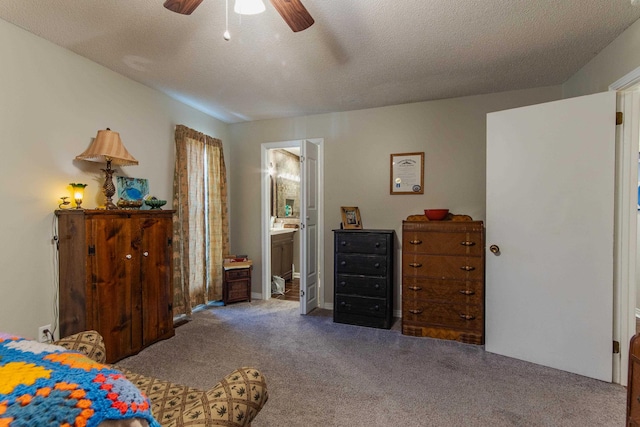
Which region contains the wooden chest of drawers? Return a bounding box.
[333,229,395,329]
[402,220,484,344]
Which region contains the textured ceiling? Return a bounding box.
[1,1,639,123]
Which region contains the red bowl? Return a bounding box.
[424,209,449,220]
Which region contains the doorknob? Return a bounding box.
[490,245,500,255]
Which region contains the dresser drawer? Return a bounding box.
[402,277,483,304]
[336,274,388,298]
[402,254,483,280]
[335,233,388,254]
[226,268,250,279]
[336,253,388,276]
[403,231,483,256]
[402,300,483,332]
[335,295,387,318]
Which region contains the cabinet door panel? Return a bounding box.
[138,215,174,346]
[88,215,138,363]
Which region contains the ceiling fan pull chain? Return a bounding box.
[224,0,231,41]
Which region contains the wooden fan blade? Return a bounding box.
[270,0,314,32]
[163,0,204,15]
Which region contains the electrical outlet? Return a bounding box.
[38,324,52,343]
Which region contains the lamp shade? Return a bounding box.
[76,129,138,166]
[234,0,265,15]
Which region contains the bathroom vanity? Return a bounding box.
[271,229,295,281]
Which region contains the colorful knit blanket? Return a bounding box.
[0,333,160,427]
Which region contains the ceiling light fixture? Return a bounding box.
[234,0,265,15]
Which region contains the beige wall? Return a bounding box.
[0,19,229,339]
[228,86,562,308]
[563,18,640,98]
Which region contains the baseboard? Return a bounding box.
[636,308,640,318]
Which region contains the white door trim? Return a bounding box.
[260,139,324,309]
[609,71,640,385]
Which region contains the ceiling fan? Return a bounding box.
[163,0,315,32]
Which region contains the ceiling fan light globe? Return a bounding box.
[234,0,266,15]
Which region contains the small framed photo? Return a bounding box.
[341,206,362,229]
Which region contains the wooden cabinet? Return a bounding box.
[271,232,294,280]
[56,209,175,363]
[333,229,394,329]
[223,265,252,305]
[402,220,484,344]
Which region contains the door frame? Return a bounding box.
[610,69,640,385]
[260,139,324,309]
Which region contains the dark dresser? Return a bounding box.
[333,229,395,329]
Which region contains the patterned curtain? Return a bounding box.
[172,125,230,316]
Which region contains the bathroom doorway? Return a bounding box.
[269,146,302,302]
[260,139,324,314]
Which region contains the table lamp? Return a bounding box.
[76,128,138,209]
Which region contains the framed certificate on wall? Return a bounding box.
[390,152,424,195]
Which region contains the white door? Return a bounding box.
[486,92,616,381]
[301,139,319,314]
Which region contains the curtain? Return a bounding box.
[172,125,230,317]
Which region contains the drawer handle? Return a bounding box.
[340,301,351,308]
[341,261,347,266]
[409,262,422,268]
[373,305,380,311]
[459,289,475,296]
[341,241,347,246]
[143,251,149,257]
[460,266,475,271]
[375,242,380,248]
[409,240,422,245]
[409,309,423,314]
[374,284,380,289]
[459,313,475,321]
[340,281,346,286]
[125,254,132,260]
[460,241,476,246]
[374,262,380,268]
[408,286,422,291]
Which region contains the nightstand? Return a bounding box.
[222,261,252,305]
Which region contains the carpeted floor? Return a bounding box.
[117,299,627,426]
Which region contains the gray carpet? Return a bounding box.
[117,300,626,426]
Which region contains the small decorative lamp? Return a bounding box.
[75,128,138,209]
[70,183,87,209]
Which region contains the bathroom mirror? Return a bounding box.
[271,149,300,218]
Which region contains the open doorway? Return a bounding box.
[268,146,302,302]
[260,139,324,314]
